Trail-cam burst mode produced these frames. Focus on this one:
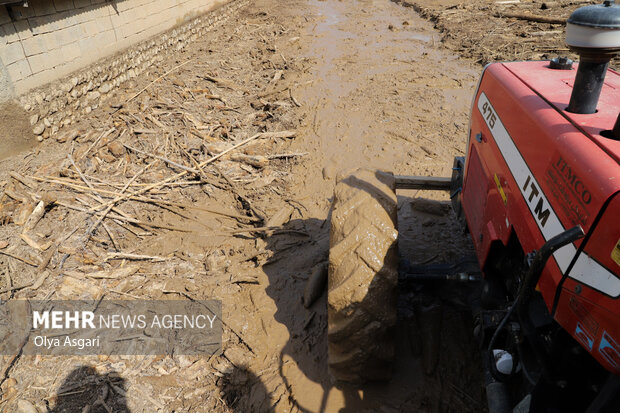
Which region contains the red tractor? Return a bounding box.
[326,2,620,412]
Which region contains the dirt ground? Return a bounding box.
[0,0,605,412]
[400,0,620,70]
[0,102,36,161]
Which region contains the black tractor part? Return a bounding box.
[566,0,620,114]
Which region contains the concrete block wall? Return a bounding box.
[0,0,248,139]
[0,0,231,100]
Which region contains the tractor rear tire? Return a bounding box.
[327,168,399,382]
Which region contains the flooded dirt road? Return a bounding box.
[295,0,478,195]
[239,0,484,411]
[1,0,486,411]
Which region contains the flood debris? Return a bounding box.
[411,197,451,216]
[401,0,619,69]
[0,0,491,410]
[0,2,306,410]
[16,400,38,413]
[303,262,328,308]
[418,301,444,376]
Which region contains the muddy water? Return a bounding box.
[296,0,476,183]
[272,0,483,411]
[299,0,422,177]
[0,102,37,161]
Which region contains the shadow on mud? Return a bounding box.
[259,213,373,413]
[49,365,130,413]
[219,364,275,412]
[218,209,375,412]
[220,172,485,412]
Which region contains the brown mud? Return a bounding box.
[398,0,619,70]
[0,103,36,161]
[2,0,588,410]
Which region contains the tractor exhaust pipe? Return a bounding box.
[566,1,620,114]
[567,49,615,114]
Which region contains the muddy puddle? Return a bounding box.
[297,0,477,186]
[0,102,36,161]
[274,0,484,411]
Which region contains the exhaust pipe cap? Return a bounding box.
[566,0,620,49]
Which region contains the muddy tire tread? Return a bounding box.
[328,168,399,383]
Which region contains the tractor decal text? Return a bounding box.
[545,153,591,227]
[569,296,600,337]
[481,101,497,129]
[477,92,620,298]
[554,156,592,205]
[522,175,550,227]
[599,331,620,372]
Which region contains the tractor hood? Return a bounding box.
[503,61,620,164]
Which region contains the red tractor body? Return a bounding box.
[463,61,620,375]
[327,4,620,410]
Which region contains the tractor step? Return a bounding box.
[399,256,481,283]
[394,175,452,191]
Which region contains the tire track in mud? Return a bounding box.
[239,0,487,411]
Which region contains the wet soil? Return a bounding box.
[0,0,495,411]
[261,1,482,410]
[401,0,620,70]
[0,103,36,161]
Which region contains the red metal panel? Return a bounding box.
[463,62,620,373]
[555,194,620,374]
[504,61,620,164]
[462,146,487,242]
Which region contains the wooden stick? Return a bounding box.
[151,202,210,229]
[68,154,100,196]
[87,131,293,213]
[182,147,206,174]
[289,89,301,107]
[127,59,194,103]
[78,193,150,230]
[114,220,151,238]
[257,85,290,98]
[103,221,120,251]
[0,283,29,295]
[267,152,307,159]
[145,114,167,130]
[213,164,265,222]
[105,252,167,262]
[34,175,198,189]
[79,127,116,161]
[9,172,37,189]
[3,255,12,293]
[36,175,124,189]
[28,176,259,222]
[0,250,39,267]
[258,130,297,140]
[202,74,241,90]
[495,12,566,25]
[85,162,154,239]
[123,143,200,174]
[56,201,193,232]
[67,155,121,247]
[202,133,264,164]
